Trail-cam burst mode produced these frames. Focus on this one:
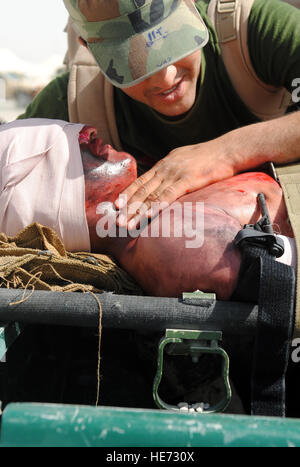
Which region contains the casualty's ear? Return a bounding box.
[78,36,88,48]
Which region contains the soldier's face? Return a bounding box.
[121,50,201,117]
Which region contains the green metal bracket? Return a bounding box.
[182,290,216,305]
[0,323,24,361]
[153,328,231,414]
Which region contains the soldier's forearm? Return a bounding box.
[219,110,300,173]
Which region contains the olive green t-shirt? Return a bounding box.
[19,0,300,162]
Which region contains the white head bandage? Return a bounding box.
[0,118,90,252]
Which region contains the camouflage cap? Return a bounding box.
[63,0,209,88]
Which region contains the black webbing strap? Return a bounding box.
[233,242,295,416]
[232,191,296,416]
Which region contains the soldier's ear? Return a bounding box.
[78,36,88,48]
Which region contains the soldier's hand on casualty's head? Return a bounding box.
[114,140,235,230]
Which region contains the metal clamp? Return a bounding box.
[153,329,231,414]
[37,250,53,260]
[82,256,99,266]
[217,0,237,14]
[234,193,284,258]
[216,0,238,42]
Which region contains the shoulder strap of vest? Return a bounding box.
[65,18,122,150]
[207,0,293,121]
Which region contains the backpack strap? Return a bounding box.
[65,18,122,150]
[207,0,293,121]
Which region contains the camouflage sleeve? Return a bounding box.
[18,72,70,121]
[248,0,300,94]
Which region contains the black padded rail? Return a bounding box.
[0,289,257,335]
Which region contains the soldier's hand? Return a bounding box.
[114,139,235,229]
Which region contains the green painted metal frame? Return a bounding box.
[0,290,298,447]
[1,403,300,447]
[0,323,24,361]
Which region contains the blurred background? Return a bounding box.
[0,0,68,123]
[1,0,299,124]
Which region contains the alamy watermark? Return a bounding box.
[291,338,300,363]
[95,196,205,248]
[292,78,300,103]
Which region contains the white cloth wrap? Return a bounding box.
[0,118,90,252]
[276,235,297,270]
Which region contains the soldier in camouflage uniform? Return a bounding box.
[64,0,208,87]
[21,0,300,230]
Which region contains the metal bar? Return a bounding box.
[2,403,300,447]
[0,289,258,335]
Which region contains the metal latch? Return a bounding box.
[182,290,216,306]
[153,329,231,414]
[217,0,237,14]
[234,192,284,258]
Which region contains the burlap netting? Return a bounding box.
[0,222,143,295]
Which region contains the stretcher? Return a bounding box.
[0,286,300,447]
[0,153,299,446]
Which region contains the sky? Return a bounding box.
[0,0,69,63]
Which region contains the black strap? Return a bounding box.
[232,238,295,417]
